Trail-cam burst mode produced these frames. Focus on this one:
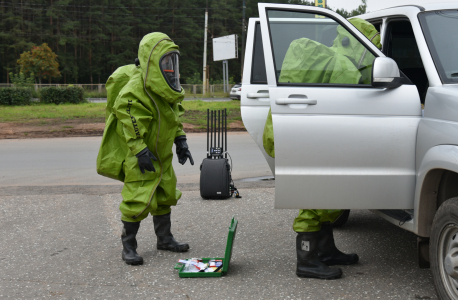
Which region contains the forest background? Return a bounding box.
[0,0,366,85]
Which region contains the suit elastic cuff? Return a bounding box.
[131,143,148,157]
[135,147,149,158]
[174,135,186,143]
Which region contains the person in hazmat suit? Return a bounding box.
[97,32,194,266]
[262,18,381,279]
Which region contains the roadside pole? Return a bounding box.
[223,60,226,93]
[203,4,208,95]
[241,0,246,79]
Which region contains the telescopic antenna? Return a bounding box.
[213,110,216,151]
[218,110,221,151]
[210,110,213,156]
[225,108,227,159]
[207,109,209,158]
[221,110,224,154]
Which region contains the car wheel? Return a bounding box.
[332,210,350,228]
[431,197,458,300]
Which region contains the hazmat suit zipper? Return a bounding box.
[132,38,172,220]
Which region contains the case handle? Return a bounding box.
[174,263,183,270]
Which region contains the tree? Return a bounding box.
[17,43,61,84]
[9,72,35,87]
[335,0,367,18]
[0,0,368,85]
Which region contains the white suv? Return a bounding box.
[230,83,242,100]
[241,3,458,299]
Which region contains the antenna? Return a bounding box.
[221,110,224,154]
[225,108,227,158]
[213,110,216,152]
[218,110,221,151]
[210,110,213,157]
[207,109,209,158]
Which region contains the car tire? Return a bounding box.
[430,197,458,300]
[331,210,350,228]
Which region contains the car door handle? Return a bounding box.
[247,92,269,99]
[275,98,317,105]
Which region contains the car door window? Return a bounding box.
[266,10,377,86]
[419,11,458,85]
[384,20,428,103]
[251,23,268,84]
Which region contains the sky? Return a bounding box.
[329,0,457,12]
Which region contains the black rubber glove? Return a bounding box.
[174,136,194,165]
[135,147,157,174]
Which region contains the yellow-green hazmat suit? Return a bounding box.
[262,18,381,232]
[330,18,381,84]
[97,32,186,222]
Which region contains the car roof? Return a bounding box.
[421,2,458,11]
[249,3,456,17]
[249,4,457,23]
[358,2,457,19]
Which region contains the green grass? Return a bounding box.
[181,100,240,111]
[180,100,241,128]
[84,90,108,98]
[30,90,229,99]
[0,101,242,128]
[0,102,106,122]
[20,89,106,99]
[185,93,230,98]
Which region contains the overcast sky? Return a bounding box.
[329,0,457,12]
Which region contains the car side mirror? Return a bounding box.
[371,57,403,89]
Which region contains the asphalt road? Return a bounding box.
[0,134,438,299]
[0,133,273,186]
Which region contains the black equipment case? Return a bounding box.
[200,109,238,200]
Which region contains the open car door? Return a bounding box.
[241,18,275,174]
[258,3,422,209]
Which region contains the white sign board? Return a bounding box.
[212,34,238,61]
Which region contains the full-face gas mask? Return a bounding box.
[160,51,181,92]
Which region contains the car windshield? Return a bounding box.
[419,10,458,84]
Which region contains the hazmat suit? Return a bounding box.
[293,18,381,235]
[261,18,381,279]
[97,32,193,265]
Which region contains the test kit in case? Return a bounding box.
[174,217,238,278]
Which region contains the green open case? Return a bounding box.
[174,216,238,278]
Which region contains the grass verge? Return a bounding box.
[180,101,241,129]
[0,102,106,123]
[0,101,242,128]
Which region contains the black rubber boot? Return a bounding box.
[153,213,189,252]
[121,221,144,265]
[296,231,342,279]
[317,222,359,266]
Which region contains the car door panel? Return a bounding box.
[269,86,420,115]
[273,114,419,209]
[258,3,421,209]
[241,19,275,174]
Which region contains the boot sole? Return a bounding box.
[296,271,342,280]
[157,245,189,252]
[122,254,144,265]
[322,260,358,266]
[321,257,359,266]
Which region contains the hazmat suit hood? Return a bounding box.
[138,32,185,105]
[331,18,381,62]
[330,18,381,84]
